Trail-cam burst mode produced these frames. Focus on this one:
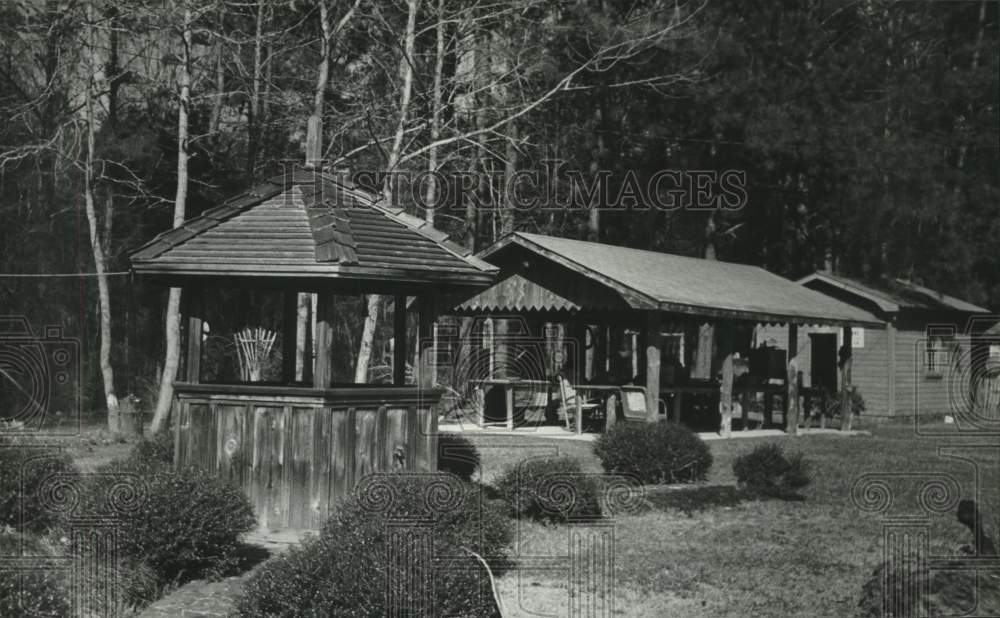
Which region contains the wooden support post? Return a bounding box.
[786,323,800,435]
[718,322,734,438]
[571,320,587,384]
[417,295,436,389]
[740,390,750,430]
[637,328,648,383]
[644,312,663,423]
[183,286,203,384]
[609,326,623,378]
[505,383,515,431]
[886,321,896,417]
[672,392,682,424]
[281,290,297,385]
[494,318,508,379]
[575,394,583,435]
[594,323,608,378]
[393,295,407,386]
[840,326,854,431]
[313,292,334,388]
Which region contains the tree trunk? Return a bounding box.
[247,0,265,180]
[356,0,419,382]
[209,5,226,137]
[501,121,518,236]
[354,295,382,383]
[149,8,192,435]
[84,10,119,434]
[424,0,446,225]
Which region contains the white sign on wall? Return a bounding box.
[836,327,865,348]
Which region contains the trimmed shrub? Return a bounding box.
[493,456,601,523]
[75,458,256,599]
[437,433,481,481]
[732,443,811,498]
[0,533,71,617]
[593,421,712,485]
[858,557,1000,617]
[236,472,512,617]
[127,431,174,469]
[0,437,79,534]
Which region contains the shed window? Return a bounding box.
[924,335,953,377]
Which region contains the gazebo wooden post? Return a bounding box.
[839,325,854,430]
[417,295,437,389]
[644,311,663,422]
[718,321,734,438]
[281,289,298,384]
[313,291,334,388]
[393,295,407,386]
[785,323,800,435]
[183,285,203,384]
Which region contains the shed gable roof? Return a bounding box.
[797,272,990,315]
[471,233,882,326]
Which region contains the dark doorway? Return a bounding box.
[810,333,838,391]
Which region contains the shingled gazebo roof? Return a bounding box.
[130,171,496,288]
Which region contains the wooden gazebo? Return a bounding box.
[130,170,495,530]
[448,233,883,435]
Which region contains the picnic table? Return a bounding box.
[472,378,553,430]
[472,378,625,433]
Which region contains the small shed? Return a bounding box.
[448,232,882,434]
[758,273,995,419]
[130,170,495,530]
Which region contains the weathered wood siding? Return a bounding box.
[172,384,439,530]
[892,328,972,418]
[756,323,976,418]
[755,324,890,415]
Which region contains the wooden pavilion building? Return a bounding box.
[130,170,495,530]
[448,232,883,435]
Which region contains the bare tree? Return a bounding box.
[150,5,194,435]
[423,0,446,225]
[83,2,119,433]
[354,0,420,384]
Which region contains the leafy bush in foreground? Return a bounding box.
[437,433,481,481]
[127,431,175,469]
[0,437,79,534]
[0,533,70,617]
[732,443,811,498]
[593,421,712,484]
[76,457,256,601]
[493,456,602,523]
[237,472,511,617]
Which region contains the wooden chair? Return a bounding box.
[618,386,668,422]
[557,375,601,432]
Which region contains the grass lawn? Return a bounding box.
[464,423,1000,617]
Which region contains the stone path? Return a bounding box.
[137,530,308,618]
[137,574,249,618]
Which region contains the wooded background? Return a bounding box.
[1,0,997,426]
